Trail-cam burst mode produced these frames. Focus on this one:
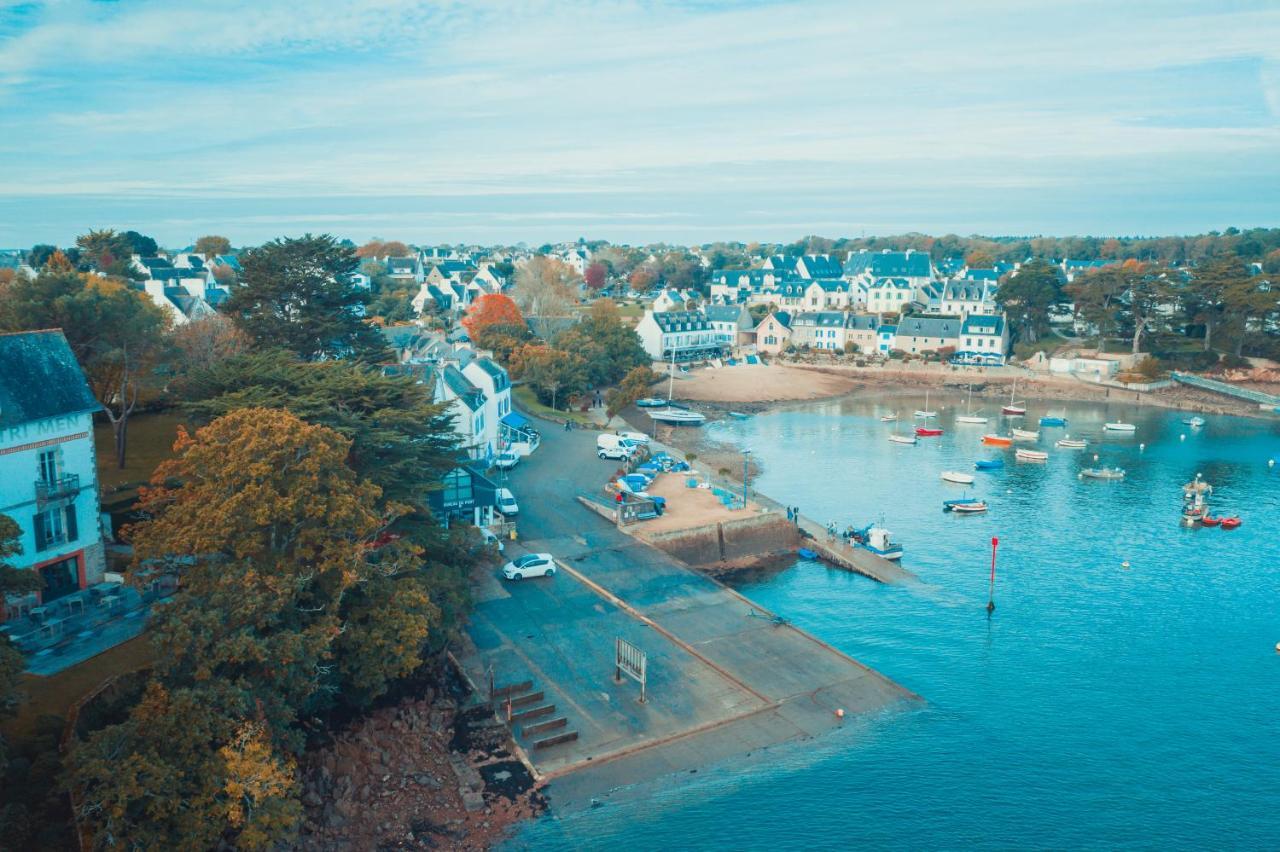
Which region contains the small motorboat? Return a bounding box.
[916,426,944,437]
[1104,422,1137,433]
[951,501,989,514]
[880,413,898,422]
[974,458,1004,470]
[888,434,918,445]
[636,397,669,408]
[1012,428,1040,441]
[956,415,989,425]
[1198,515,1221,527]
[1183,416,1206,428]
[1056,436,1087,449]
[1080,467,1125,480]
[941,471,975,485]
[982,434,1012,447]
[1015,448,1049,462]
[797,547,819,559]
[1220,517,1242,530]
[1039,415,1068,427]
[728,411,751,420]
[942,497,983,512]
[850,523,904,560]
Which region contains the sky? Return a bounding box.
[1,0,1279,248]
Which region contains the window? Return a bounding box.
[441,469,474,509]
[34,505,76,552]
[38,448,62,483]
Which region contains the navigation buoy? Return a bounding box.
[1121,560,1131,570]
[835,708,845,719]
[1275,642,1280,653]
[1269,458,1275,468]
[1093,453,1099,462]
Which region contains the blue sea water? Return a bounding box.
[510,396,1280,850]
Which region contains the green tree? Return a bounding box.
[0,514,39,726]
[0,271,170,468]
[225,234,387,361]
[553,299,649,387]
[1184,257,1240,352]
[74,228,135,277]
[121,230,159,257]
[194,235,232,259]
[510,344,587,410]
[996,260,1066,344]
[473,322,534,363]
[605,365,661,425]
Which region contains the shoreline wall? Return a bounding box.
[640,513,799,567]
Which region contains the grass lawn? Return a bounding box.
[513,385,595,426]
[95,410,190,493]
[2,635,154,743]
[1013,329,1072,360]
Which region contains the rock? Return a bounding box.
[414,774,441,789]
[461,788,486,812]
[303,790,323,807]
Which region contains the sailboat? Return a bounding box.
[1002,379,1026,416]
[956,384,988,425]
[647,350,706,426]
[913,389,937,419]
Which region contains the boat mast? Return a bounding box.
[668,348,675,401]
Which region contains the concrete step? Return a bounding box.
[492,680,534,699]
[520,716,567,738]
[509,703,555,723]
[533,730,579,750]
[508,690,545,708]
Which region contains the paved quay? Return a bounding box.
[457,419,919,811]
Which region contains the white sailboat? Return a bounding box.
[913,389,937,419]
[956,384,988,425]
[1002,379,1026,416]
[647,350,706,426]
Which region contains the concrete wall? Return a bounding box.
[643,513,799,566]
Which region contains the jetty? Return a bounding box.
[793,518,917,584]
[1171,371,1280,409]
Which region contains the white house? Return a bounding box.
[635,309,721,361]
[959,314,1010,363]
[844,249,936,298]
[462,356,513,459]
[651,289,689,312]
[865,277,916,315]
[789,312,881,352]
[0,331,106,620]
[802,279,857,311]
[434,364,488,459]
[893,316,961,355]
[753,311,792,354]
[387,255,426,285]
[936,280,1000,317]
[703,304,754,349]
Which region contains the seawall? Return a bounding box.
[638,513,799,568]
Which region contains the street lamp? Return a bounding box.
[742,449,751,509]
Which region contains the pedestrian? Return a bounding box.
[786,506,793,521]
[564,419,571,431]
[793,506,801,526]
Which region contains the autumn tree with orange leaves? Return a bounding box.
[68,408,440,849]
[461,292,525,338]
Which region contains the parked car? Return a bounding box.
[493,452,520,470]
[495,487,519,517]
[480,527,505,553]
[617,430,649,445]
[502,552,556,580]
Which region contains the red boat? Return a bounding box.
[1199,516,1221,527]
[915,426,944,437]
[1220,517,1242,529]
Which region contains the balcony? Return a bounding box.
[35,474,81,506]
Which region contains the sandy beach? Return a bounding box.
[666,363,861,405]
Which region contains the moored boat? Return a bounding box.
[942,497,983,512]
[1198,515,1221,527]
[1056,436,1087,449]
[974,458,1004,470]
[913,390,937,419]
[728,411,751,420]
[880,413,898,422]
[850,523,904,560]
[916,426,944,437]
[981,434,1012,447]
[1039,415,1068,427]
[941,471,975,485]
[888,433,918,445]
[1012,428,1040,441]
[636,397,668,408]
[1015,448,1049,462]
[648,408,707,425]
[1183,416,1206,428]
[1080,467,1125,480]
[1104,422,1137,433]
[951,501,989,514]
[957,415,989,425]
[1220,517,1242,529]
[1002,379,1026,415]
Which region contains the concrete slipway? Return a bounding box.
[455,422,918,812]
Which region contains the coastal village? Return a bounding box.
[1,229,1278,848]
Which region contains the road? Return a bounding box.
[457,417,918,811]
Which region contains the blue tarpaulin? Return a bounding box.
[501,411,530,429]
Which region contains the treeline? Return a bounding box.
[0,234,485,849]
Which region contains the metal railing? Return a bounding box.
[1171,371,1280,406]
[35,473,81,505]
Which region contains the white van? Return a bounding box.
[597,434,638,460]
[495,487,519,517]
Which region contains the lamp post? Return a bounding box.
[742,449,751,509]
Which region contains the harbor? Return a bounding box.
[508,392,1280,850]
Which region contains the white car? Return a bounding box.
[493,452,520,470]
[495,487,518,517]
[617,431,650,445]
[480,527,505,553]
[598,444,634,461]
[502,552,556,580]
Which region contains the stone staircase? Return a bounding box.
[491,680,579,751]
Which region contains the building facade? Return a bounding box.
[0,331,106,620]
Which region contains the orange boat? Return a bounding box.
[1199,516,1221,527]
[1220,517,1242,529]
[982,434,1012,447]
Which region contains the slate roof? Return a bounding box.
[798,255,843,278]
[869,276,913,290]
[387,257,418,273]
[441,365,485,411]
[140,257,173,271]
[436,260,474,275]
[895,317,961,339]
[380,325,425,350]
[961,314,1005,336]
[149,267,203,282]
[844,250,933,279]
[942,281,991,301]
[806,279,848,292]
[0,330,100,428]
[765,255,798,272]
[651,310,710,332]
[215,254,242,271]
[473,358,509,390]
[703,304,748,324]
[963,268,999,282]
[792,312,880,330]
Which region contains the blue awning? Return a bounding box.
[501,411,530,429]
